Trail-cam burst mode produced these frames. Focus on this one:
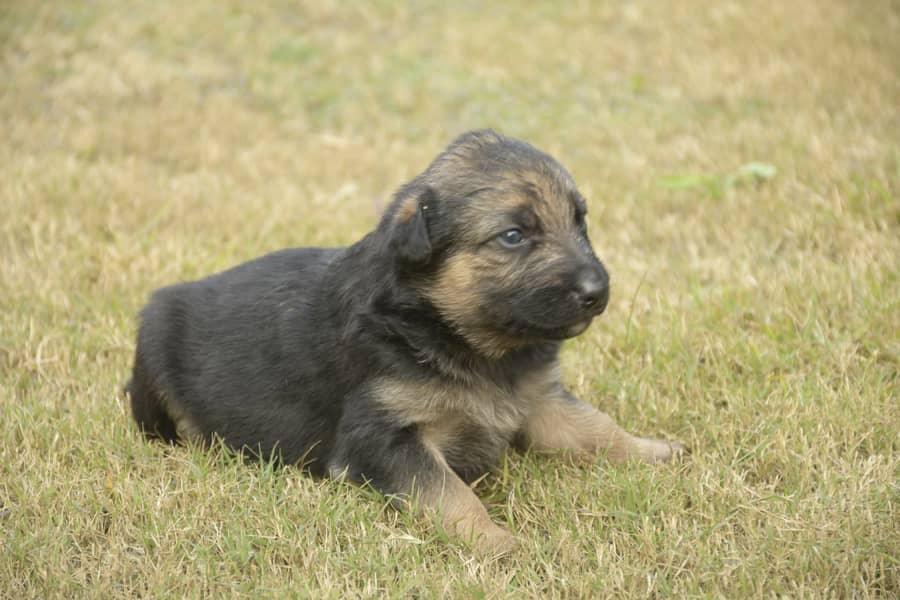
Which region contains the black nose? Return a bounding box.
[573,269,609,312]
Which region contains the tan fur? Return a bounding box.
[394,195,419,223]
[373,359,680,467]
[517,169,577,233]
[372,375,522,554]
[520,387,683,464]
[422,251,526,358]
[416,436,515,555]
[161,394,202,442]
[372,377,528,436]
[423,246,573,358]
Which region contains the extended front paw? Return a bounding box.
[470,522,517,557]
[636,437,688,463]
[445,512,517,557]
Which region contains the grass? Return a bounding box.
[1,0,898,597]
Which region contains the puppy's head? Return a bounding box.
[384,130,609,357]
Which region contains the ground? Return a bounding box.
[1,0,898,597]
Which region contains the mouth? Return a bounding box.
[489,313,595,342]
[478,289,604,343]
[564,319,592,337]
[537,317,594,340]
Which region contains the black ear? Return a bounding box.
[389,187,435,267]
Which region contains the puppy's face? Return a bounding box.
[389,131,609,357]
[426,173,609,355]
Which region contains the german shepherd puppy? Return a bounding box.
[127,130,683,554]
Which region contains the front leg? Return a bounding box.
[330,404,515,555]
[414,439,516,555]
[517,386,684,464]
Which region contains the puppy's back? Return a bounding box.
[127,247,344,468]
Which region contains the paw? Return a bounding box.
[473,524,517,557]
[637,437,688,464]
[445,511,517,556]
[666,440,688,460]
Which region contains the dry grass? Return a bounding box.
[2,0,898,597]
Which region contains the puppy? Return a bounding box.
[127,129,683,554]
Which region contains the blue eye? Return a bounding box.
[498,228,526,247]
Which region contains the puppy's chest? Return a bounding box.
[374,377,536,481]
[421,415,507,483]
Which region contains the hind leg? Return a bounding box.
[126,357,179,443]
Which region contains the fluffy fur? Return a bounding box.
[127,130,683,554]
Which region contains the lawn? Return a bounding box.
[1,0,898,597]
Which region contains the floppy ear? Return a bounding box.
[389,187,435,267]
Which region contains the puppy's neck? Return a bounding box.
[375,289,559,386]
